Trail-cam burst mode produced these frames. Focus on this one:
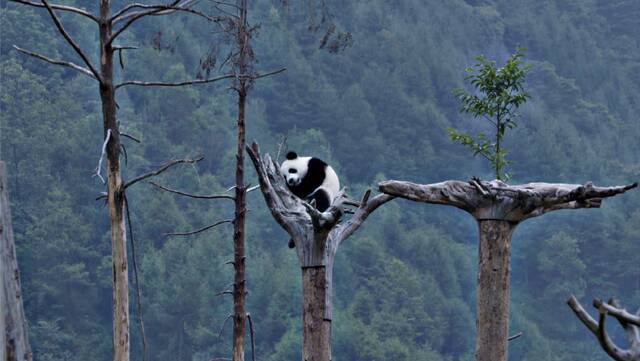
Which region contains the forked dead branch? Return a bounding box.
[568,296,640,361]
[246,141,394,361]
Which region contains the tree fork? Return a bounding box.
[247,142,393,361]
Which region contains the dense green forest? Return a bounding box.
[1,0,639,360]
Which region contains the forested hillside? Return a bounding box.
[1,0,639,360]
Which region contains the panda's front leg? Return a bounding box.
[308,189,343,229]
[308,189,331,212]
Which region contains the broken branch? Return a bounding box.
[93,129,112,184]
[246,313,256,361]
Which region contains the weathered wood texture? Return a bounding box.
[379,179,637,222]
[247,142,393,361]
[379,178,637,361]
[302,266,331,361]
[1,162,33,361]
[475,220,515,361]
[568,296,640,361]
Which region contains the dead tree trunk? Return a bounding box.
[231,1,249,357]
[1,162,32,361]
[9,1,235,360]
[302,266,331,361]
[568,296,640,361]
[246,142,394,361]
[476,220,515,361]
[379,179,637,361]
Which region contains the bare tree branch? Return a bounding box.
[120,4,219,23]
[165,219,233,237]
[332,191,394,244]
[217,313,234,338]
[119,131,141,143]
[597,304,630,361]
[568,295,639,361]
[7,0,98,22]
[379,179,638,222]
[123,155,204,189]
[93,129,111,184]
[40,0,102,82]
[568,296,599,334]
[12,45,97,80]
[507,332,523,342]
[110,1,183,21]
[109,1,221,44]
[115,73,236,90]
[124,195,149,361]
[251,67,287,80]
[149,181,235,200]
[114,69,285,90]
[246,313,256,361]
[595,299,640,327]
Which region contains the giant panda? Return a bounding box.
[280,151,340,247]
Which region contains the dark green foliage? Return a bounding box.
[449,49,531,181]
[1,1,638,361]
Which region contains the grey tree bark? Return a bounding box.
[1,162,32,361]
[246,142,394,361]
[379,178,637,361]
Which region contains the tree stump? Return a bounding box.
[379,178,637,361]
[247,142,394,361]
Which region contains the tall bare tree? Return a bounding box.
[1,162,32,361]
[8,1,238,360]
[148,2,284,359]
[379,179,637,361]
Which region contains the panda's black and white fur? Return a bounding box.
[280,151,340,213]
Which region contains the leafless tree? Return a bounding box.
[1,162,32,361]
[246,142,394,361]
[148,2,284,360]
[7,1,242,360]
[568,296,640,361]
[379,178,637,361]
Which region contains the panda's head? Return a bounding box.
[280,151,308,187]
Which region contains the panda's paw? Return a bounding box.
[288,239,296,248]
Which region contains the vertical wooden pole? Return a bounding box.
[1,161,33,361]
[475,220,516,361]
[302,266,331,361]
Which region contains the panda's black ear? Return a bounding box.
[286,151,298,160]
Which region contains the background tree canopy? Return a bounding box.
[1,0,638,360]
